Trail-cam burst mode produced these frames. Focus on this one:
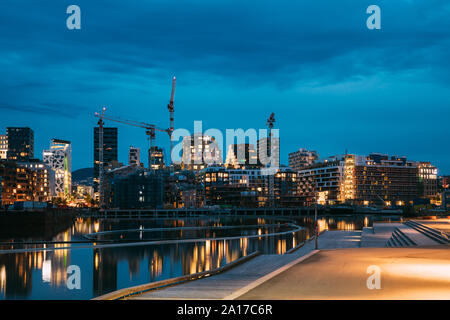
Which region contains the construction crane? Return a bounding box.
[94,114,169,168]
[167,76,176,166]
[266,112,275,131]
[265,113,276,207]
[95,107,106,209]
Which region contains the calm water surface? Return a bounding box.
[0,215,400,299]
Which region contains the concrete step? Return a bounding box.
[405,221,449,245]
[394,228,416,246]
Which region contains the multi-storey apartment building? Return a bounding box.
[288,148,319,171]
[297,155,345,205]
[0,161,33,205]
[18,159,55,202]
[149,146,165,170]
[128,146,141,166]
[198,166,302,207]
[0,134,7,160]
[297,153,434,206]
[257,136,280,169]
[6,127,34,161]
[225,143,259,169]
[417,162,438,198]
[181,134,222,171]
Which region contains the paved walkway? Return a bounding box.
[126,223,449,300]
[415,219,450,235]
[237,247,450,300]
[129,231,361,300]
[360,223,401,247]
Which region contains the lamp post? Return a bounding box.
[314,179,318,250]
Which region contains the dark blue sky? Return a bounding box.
[0,0,449,173]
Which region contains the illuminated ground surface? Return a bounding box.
[416,219,450,235]
[237,246,450,300]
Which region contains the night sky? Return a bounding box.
[0,0,449,173]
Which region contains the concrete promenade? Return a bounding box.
[238,247,450,300]
[127,220,450,300]
[129,231,362,300]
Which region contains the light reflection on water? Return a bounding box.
[0,215,394,300]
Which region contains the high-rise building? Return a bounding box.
[257,136,280,169]
[43,139,72,198]
[181,134,222,171]
[0,134,7,160]
[94,127,118,192]
[225,143,259,169]
[6,127,34,161]
[289,148,319,171]
[149,146,165,170]
[128,146,141,166]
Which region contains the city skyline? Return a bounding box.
[0,0,449,173]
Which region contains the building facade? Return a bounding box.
[149,146,165,170]
[181,134,222,171]
[43,139,72,198]
[0,161,33,205]
[6,127,34,161]
[128,146,141,166]
[296,153,432,206]
[0,134,7,160]
[257,136,280,169]
[225,143,259,169]
[198,166,302,207]
[18,159,55,202]
[94,127,118,192]
[288,148,319,171]
[110,171,164,209]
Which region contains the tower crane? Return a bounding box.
[266,113,276,207]
[95,107,106,208]
[94,114,169,168]
[167,76,176,166]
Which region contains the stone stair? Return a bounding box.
[386,227,417,247]
[404,220,450,245]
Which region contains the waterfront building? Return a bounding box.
[149,146,165,170]
[0,134,7,160]
[297,153,431,206]
[110,170,164,209]
[257,136,280,169]
[18,159,55,202]
[225,143,259,169]
[93,127,118,192]
[128,146,141,167]
[288,148,319,171]
[181,134,222,171]
[198,166,302,207]
[0,161,33,205]
[163,169,199,208]
[297,155,345,205]
[6,127,34,161]
[417,162,438,199]
[43,139,72,199]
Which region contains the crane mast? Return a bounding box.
[266,113,276,207]
[168,76,176,166]
[95,107,106,209]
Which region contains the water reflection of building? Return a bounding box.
[93,248,118,296]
